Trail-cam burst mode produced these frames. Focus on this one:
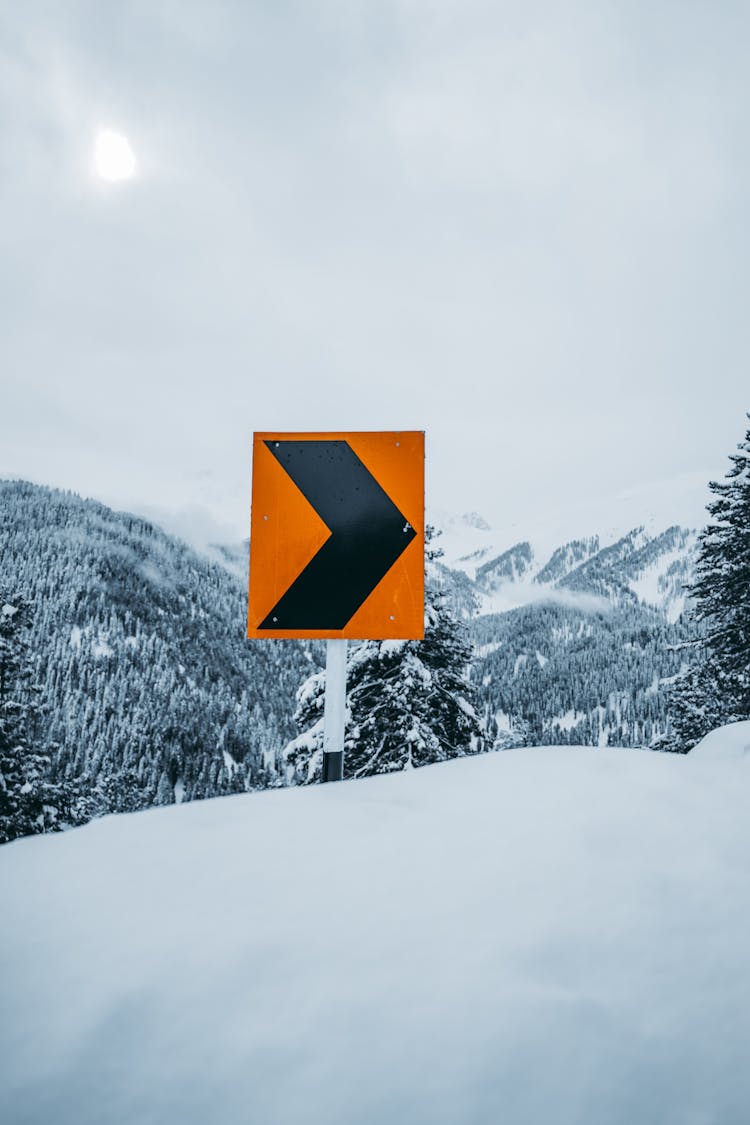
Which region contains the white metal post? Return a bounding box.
[322,638,347,782]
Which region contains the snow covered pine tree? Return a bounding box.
[669,413,750,750]
[0,593,61,843]
[285,529,483,782]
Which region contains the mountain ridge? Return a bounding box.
[427,510,700,750]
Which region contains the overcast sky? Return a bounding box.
[2,1,748,546]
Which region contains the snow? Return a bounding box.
[2,601,18,617]
[428,508,496,575]
[690,720,750,761]
[645,672,683,698]
[552,709,583,732]
[629,537,696,623]
[430,484,705,587]
[456,696,477,718]
[1,745,749,1124]
[283,721,325,782]
[69,627,118,657]
[297,670,325,707]
[494,709,512,732]
[379,638,408,657]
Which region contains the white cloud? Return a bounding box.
[1,1,748,535]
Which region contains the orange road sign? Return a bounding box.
[247,432,424,640]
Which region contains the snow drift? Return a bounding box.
[690,719,750,761]
[2,744,749,1125]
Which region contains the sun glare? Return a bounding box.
[94,130,137,182]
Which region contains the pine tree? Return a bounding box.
[95,766,147,814]
[0,593,57,843]
[670,414,750,750]
[285,530,484,782]
[155,768,174,806]
[663,661,730,752]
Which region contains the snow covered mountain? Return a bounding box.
[2,742,748,1125]
[431,510,698,624]
[0,479,706,840]
[0,480,313,815]
[429,511,701,749]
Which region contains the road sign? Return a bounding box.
[247,431,424,640]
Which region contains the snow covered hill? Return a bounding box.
[691,719,750,760]
[0,479,314,813]
[2,744,749,1125]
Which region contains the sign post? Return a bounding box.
[247,431,424,782]
[322,639,347,782]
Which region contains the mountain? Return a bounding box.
[428,512,701,748]
[202,508,701,751]
[433,511,697,619]
[0,480,315,817]
[0,480,706,840]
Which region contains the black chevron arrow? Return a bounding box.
[258,440,417,630]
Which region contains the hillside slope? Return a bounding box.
[425,514,701,749]
[1,746,748,1125]
[0,480,313,813]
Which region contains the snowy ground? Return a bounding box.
[2,741,749,1125]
